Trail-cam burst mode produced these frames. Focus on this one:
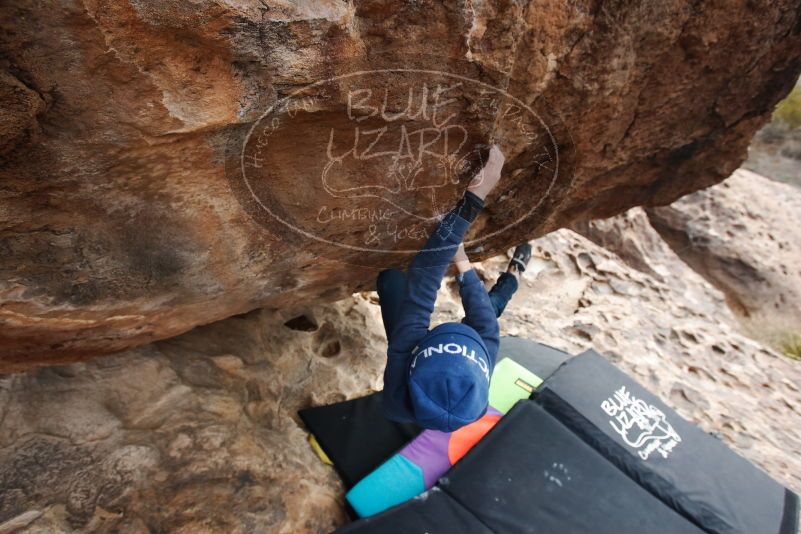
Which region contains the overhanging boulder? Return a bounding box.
[1,0,800,371]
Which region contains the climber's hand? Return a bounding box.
[467,145,505,201]
[454,243,472,273]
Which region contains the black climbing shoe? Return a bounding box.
[509,243,532,273]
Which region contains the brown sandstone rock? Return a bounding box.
[2,1,801,371]
[0,298,388,533]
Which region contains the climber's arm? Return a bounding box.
[382,192,485,421]
[454,248,500,361]
[382,145,504,422]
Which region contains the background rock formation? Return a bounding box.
[1,168,799,533]
[646,169,801,344]
[745,77,801,185]
[2,0,801,371]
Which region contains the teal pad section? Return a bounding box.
[488,357,543,414]
[346,454,426,517]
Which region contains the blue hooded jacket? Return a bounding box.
[382,193,500,429]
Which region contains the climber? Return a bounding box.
[376,145,532,432]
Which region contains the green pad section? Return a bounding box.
[488,358,544,414]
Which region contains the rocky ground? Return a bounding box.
[1,169,800,533]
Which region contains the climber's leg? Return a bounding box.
[376,268,407,342]
[487,272,519,318]
[487,243,532,317]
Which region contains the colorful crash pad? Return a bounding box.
[298,338,570,494]
[346,407,503,517]
[487,357,543,413]
[346,358,543,517]
[339,401,704,533]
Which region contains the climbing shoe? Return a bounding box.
[509,243,532,274]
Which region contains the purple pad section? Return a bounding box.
[399,407,502,488]
[398,430,451,488]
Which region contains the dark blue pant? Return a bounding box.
[376,268,519,342]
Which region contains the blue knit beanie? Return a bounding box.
[408,322,491,432]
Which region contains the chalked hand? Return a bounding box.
[453,243,472,273]
[467,145,505,201]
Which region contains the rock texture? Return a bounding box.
[1,168,800,532]
[2,0,801,371]
[645,169,801,344]
[0,299,388,533]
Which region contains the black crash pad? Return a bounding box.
[440,400,703,533]
[339,400,703,533]
[298,391,420,489]
[496,335,571,380]
[535,350,800,534]
[335,487,492,534]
